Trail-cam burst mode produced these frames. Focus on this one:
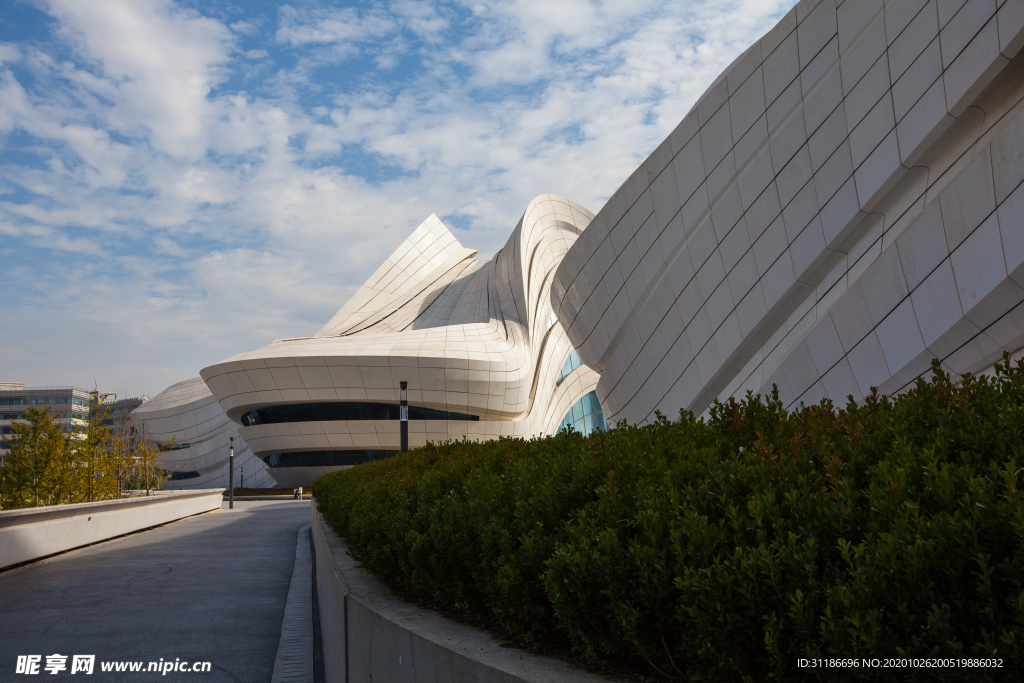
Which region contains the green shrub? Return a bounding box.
[313,357,1024,681]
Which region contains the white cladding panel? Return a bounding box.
[552,0,1024,423]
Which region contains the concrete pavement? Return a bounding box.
[0,500,311,682]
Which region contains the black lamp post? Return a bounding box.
[400,381,408,453]
[228,436,234,510]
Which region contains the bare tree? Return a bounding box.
[106,411,138,496]
[132,421,167,495]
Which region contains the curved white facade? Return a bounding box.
[140,196,603,487]
[552,0,1024,424]
[132,377,275,490]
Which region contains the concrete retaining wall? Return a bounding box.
[311,503,612,683]
[0,490,224,570]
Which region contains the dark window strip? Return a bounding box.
[263,450,398,468]
[241,402,479,426]
[0,397,89,406]
[1,412,77,421]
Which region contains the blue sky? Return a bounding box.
[0,0,794,398]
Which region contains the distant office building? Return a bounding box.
[0,384,93,458]
[0,385,152,457]
[101,395,151,427]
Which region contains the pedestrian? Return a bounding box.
[294,485,301,500]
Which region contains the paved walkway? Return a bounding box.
[0,501,311,682]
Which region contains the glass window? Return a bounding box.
[263,450,398,468]
[559,391,607,437]
[554,349,583,386]
[241,402,479,427]
[0,395,88,406]
[158,443,191,452]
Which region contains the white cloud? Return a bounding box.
[0,44,19,64]
[231,18,264,37]
[275,5,395,49]
[0,69,31,133]
[44,0,234,157]
[0,220,105,256]
[390,0,450,43]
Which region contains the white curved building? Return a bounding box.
[132,377,275,489]
[138,197,603,487]
[552,0,1024,424]
[140,0,1024,487]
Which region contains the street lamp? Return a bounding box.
[229,436,234,510]
[400,381,408,453]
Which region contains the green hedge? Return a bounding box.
[313,358,1024,681]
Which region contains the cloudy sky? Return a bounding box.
[0,0,794,398]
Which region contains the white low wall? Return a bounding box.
[311,503,612,683]
[0,490,224,570]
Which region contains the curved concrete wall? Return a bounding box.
[0,490,223,570]
[132,377,275,490]
[311,503,611,683]
[553,0,1024,422]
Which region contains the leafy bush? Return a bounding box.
[313,357,1024,681]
